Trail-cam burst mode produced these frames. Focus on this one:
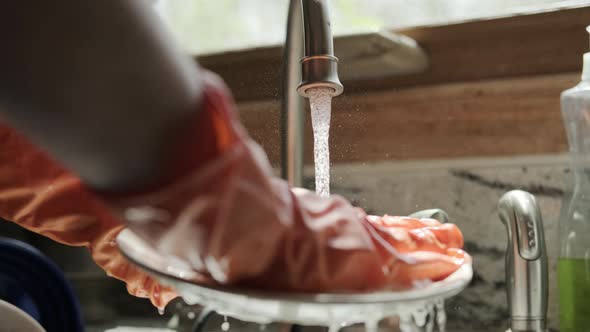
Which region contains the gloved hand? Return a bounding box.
[0,70,469,310]
[105,71,470,293]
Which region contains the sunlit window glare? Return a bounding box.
[154,0,587,54]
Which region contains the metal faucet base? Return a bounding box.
[498,190,549,332]
[507,318,547,332]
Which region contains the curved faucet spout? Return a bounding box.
[281,0,342,186]
[498,190,548,332]
[298,0,343,97]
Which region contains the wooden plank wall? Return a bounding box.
[198,6,589,165]
[238,73,575,166]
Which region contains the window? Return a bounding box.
[154,0,585,55]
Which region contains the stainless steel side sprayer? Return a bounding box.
[498,190,549,332]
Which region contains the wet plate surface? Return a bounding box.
[117,229,472,327]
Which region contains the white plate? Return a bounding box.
[0,300,46,332]
[117,229,472,326]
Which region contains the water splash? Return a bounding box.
[176,276,452,331]
[308,87,333,197]
[402,300,446,332]
[182,301,448,332]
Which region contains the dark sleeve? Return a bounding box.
[0,0,204,192]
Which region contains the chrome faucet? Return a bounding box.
[281,0,343,187]
[498,190,549,332]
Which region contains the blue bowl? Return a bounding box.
[0,237,84,332]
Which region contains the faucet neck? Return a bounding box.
[297,0,343,97]
[281,0,343,186]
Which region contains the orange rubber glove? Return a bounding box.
[0,123,177,308]
[105,72,470,293]
[0,71,470,311]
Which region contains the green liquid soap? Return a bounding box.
[558,258,590,332]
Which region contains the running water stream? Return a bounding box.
[308,87,334,197]
[305,88,448,332]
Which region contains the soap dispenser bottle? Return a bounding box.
[558,27,590,332]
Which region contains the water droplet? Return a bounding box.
[412,307,428,326]
[167,314,179,328]
[219,315,230,331]
[187,311,196,319]
[399,313,413,332]
[426,303,435,332]
[435,300,447,332]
